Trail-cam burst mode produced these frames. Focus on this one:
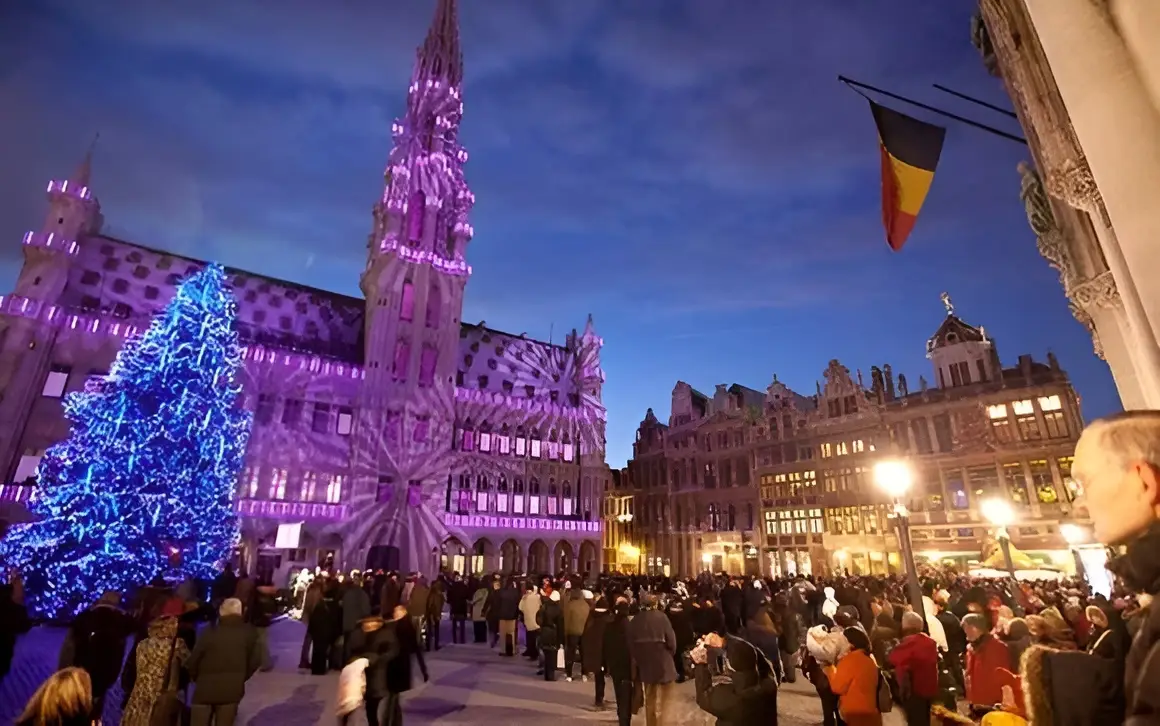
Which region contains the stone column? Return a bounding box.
[1025,0,1160,386]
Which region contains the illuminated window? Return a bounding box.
[531,439,542,458]
[1038,395,1062,412]
[326,475,343,503]
[245,468,261,498]
[987,404,1008,420]
[1012,399,1034,416]
[269,469,287,500]
[563,443,574,461]
[1015,407,1041,440]
[809,509,824,534]
[821,443,833,458]
[479,433,491,453]
[852,440,864,453]
[498,434,511,455]
[337,408,353,435]
[1058,457,1080,500]
[1044,411,1068,439]
[516,436,527,456]
[836,442,848,456]
[1002,462,1028,504]
[529,496,540,515]
[1029,460,1059,503]
[42,366,70,398]
[476,490,489,512]
[301,473,317,501]
[763,510,777,536]
[12,451,42,484]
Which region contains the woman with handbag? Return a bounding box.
[121,614,189,726]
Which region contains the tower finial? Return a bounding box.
[71,133,100,189]
[418,0,462,87]
[940,291,954,316]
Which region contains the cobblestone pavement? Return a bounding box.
[0,619,849,725]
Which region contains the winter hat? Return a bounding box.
[160,596,187,618]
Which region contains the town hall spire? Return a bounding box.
[417,0,462,87]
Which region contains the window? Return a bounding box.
[1012,399,1041,440]
[946,475,968,509]
[1058,457,1080,500]
[42,366,70,397]
[1029,460,1059,503]
[13,451,42,484]
[852,439,864,453]
[327,475,343,503]
[282,399,304,426]
[419,345,437,387]
[245,467,261,497]
[764,510,777,536]
[1044,410,1068,439]
[513,478,525,513]
[377,475,394,503]
[836,442,848,456]
[460,429,474,451]
[809,509,824,534]
[529,494,540,514]
[479,432,492,453]
[530,439,541,458]
[1002,462,1028,504]
[911,419,933,454]
[255,395,275,425]
[312,404,331,434]
[476,489,489,512]
[987,404,1008,420]
[337,407,353,436]
[393,340,410,380]
[425,282,441,328]
[301,473,317,501]
[563,443,574,461]
[498,434,511,455]
[269,469,287,500]
[516,435,526,456]
[1012,399,1034,416]
[821,443,833,458]
[399,280,415,321]
[932,414,953,453]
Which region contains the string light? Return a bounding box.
[0,263,253,618]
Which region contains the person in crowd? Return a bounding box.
[1001,618,1033,672]
[495,578,522,657]
[1074,411,1160,723]
[447,573,471,645]
[933,592,966,692]
[627,592,677,726]
[563,588,591,681]
[308,582,343,675]
[424,579,445,652]
[16,667,94,726]
[341,574,372,664]
[805,618,851,726]
[379,572,401,617]
[826,627,883,726]
[347,615,400,726]
[298,578,324,670]
[470,579,490,644]
[406,576,430,641]
[692,631,779,726]
[483,579,502,648]
[58,590,136,722]
[869,611,900,667]
[185,597,262,726]
[602,601,635,726]
[720,579,743,634]
[771,596,800,684]
[251,582,278,672]
[742,609,784,683]
[383,605,429,725]
[519,583,541,659]
[963,613,1010,718]
[822,587,840,622]
[537,589,565,681]
[666,594,696,683]
[888,612,940,726]
[581,596,611,707]
[0,572,32,686]
[211,564,237,611]
[121,614,189,726]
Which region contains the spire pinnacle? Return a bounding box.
[417,0,462,87]
[71,133,99,189]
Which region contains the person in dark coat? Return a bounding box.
[58,591,136,721]
[447,574,471,645]
[341,576,373,664]
[348,616,400,726]
[383,605,429,725]
[628,593,678,726]
[0,577,32,686]
[603,602,635,726]
[581,598,611,707]
[308,584,343,675]
[693,633,779,726]
[483,580,502,648]
[185,597,262,726]
[424,580,445,652]
[537,590,565,681]
[742,610,784,683]
[494,578,522,656]
[720,581,744,635]
[666,597,696,683]
[380,573,402,617]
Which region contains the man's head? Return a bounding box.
[220,598,243,618]
[901,611,924,636]
[1074,412,1160,544]
[961,613,988,642]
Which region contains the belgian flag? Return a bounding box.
[870,101,946,251]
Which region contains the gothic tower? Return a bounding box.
[0,146,104,484]
[350,0,474,571]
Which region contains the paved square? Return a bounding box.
[0,618,841,725]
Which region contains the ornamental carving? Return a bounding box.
[1018,161,1055,237]
[1069,300,1105,360]
[1070,270,1121,310]
[1045,154,1103,212]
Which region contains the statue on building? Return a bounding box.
[870,366,885,400]
[1018,161,1056,237]
[970,11,999,77]
[1047,351,1060,371]
[898,373,909,397]
[919,375,928,393]
[883,364,896,400]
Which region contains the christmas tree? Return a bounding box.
[1,263,252,618]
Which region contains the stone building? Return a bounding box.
[629,299,1089,577]
[972,1,1160,409]
[0,0,608,581]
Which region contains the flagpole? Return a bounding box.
[838,75,1027,145]
[931,84,1018,120]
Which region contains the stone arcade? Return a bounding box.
[0,0,609,580]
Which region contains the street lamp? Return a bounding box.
[701,552,713,572]
[1060,523,1088,581]
[981,497,1017,576]
[873,459,924,615]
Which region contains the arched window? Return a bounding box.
[562,481,573,516]
[514,477,525,494]
[399,279,415,322]
[407,189,425,242]
[529,477,542,515]
[425,279,441,328]
[498,476,508,493]
[707,503,720,531]
[562,481,572,498]
[458,474,470,489]
[476,476,489,491]
[727,504,736,531]
[548,478,558,497]
[529,478,540,496]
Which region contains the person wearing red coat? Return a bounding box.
[963,613,1011,718]
[889,612,940,725]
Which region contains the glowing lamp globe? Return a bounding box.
[874,460,913,499]
[1060,523,1087,545]
[981,498,1015,527]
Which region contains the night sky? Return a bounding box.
[0,0,1121,467]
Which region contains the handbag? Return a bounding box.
[149,633,185,726]
[876,669,894,713]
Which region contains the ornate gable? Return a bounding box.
[926,315,987,357]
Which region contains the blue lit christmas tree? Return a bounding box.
[0,263,252,618]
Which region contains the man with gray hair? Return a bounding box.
[186,597,262,726]
[1074,411,1160,724]
[961,612,1007,717]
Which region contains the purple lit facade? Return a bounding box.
[0,0,608,579]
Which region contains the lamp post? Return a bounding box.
[980,498,1017,577]
[874,459,924,615]
[1060,523,1088,581]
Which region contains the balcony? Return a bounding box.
[236,498,348,521]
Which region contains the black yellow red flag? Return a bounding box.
[869,101,946,251]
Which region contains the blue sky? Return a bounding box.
[0,0,1120,468]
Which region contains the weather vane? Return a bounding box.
[940,292,954,316]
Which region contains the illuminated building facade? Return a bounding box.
[629,299,1089,577]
